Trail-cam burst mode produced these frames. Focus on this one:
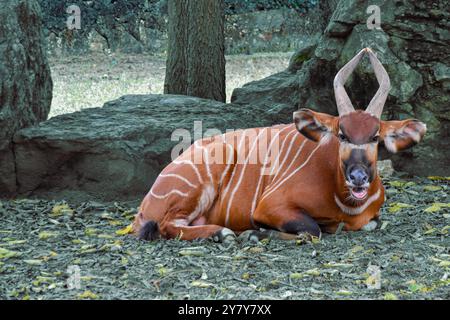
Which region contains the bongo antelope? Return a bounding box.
[133,48,426,242]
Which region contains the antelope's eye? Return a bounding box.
[338,133,348,142]
[371,135,380,142]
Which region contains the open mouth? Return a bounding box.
[350,187,368,200]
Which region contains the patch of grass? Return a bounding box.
[48,52,292,118]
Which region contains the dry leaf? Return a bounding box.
[116,224,133,236]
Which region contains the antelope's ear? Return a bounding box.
[293,109,338,142]
[380,119,426,153]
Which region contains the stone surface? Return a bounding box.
[38,0,324,56]
[13,95,273,201]
[231,0,450,176]
[0,0,53,195]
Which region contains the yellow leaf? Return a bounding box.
[365,275,378,287]
[424,203,450,213]
[438,260,450,268]
[157,266,169,276]
[38,231,59,240]
[311,236,321,244]
[50,204,73,217]
[384,293,398,300]
[423,185,442,192]
[0,248,21,259]
[242,272,251,280]
[440,226,450,235]
[428,176,450,181]
[108,220,123,226]
[116,224,133,236]
[389,181,405,187]
[290,272,303,279]
[305,268,321,276]
[77,290,99,299]
[389,181,415,188]
[388,202,413,213]
[84,228,98,236]
[3,239,27,246]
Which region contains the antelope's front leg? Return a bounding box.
[344,210,381,232]
[245,205,322,241]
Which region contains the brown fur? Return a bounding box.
[339,111,380,144]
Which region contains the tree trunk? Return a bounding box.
[164,0,225,102]
[0,0,53,195]
[187,0,225,102]
[164,0,189,95]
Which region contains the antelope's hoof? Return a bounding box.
[212,228,236,243]
[237,230,261,243]
[361,220,378,232]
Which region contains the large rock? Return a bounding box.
[13,95,273,201]
[0,0,53,195]
[231,0,450,176]
[38,0,325,56]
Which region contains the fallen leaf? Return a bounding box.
[388,202,413,213]
[84,228,98,236]
[289,272,303,280]
[179,250,205,257]
[350,245,364,254]
[389,181,415,188]
[242,272,251,280]
[427,176,450,181]
[0,248,21,259]
[424,203,450,213]
[77,290,99,299]
[50,203,73,217]
[38,231,59,240]
[384,293,398,300]
[191,280,213,288]
[116,224,133,236]
[423,185,442,192]
[336,290,352,296]
[305,268,321,276]
[24,259,43,265]
[4,240,27,246]
[323,262,353,268]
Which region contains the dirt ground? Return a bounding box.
[48,52,291,118]
[0,175,448,300]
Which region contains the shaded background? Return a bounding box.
[0,0,448,200]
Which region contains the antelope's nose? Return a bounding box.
[348,167,369,186]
